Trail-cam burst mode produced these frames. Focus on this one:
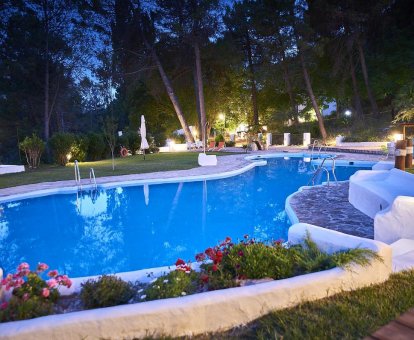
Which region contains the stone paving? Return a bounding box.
[0,148,382,239]
[289,181,374,239]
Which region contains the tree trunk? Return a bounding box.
[357,38,379,116]
[149,47,194,142]
[245,31,259,126]
[192,64,202,140]
[43,1,50,141]
[138,14,194,143]
[349,54,364,118]
[299,53,327,142]
[282,62,298,124]
[194,42,206,145]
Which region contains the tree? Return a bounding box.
[102,116,118,171]
[135,5,195,143]
[224,1,262,127]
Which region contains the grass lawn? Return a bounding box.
[0,152,237,189]
[198,270,414,339]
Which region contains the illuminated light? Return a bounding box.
[303,157,311,163]
[284,157,290,160]
[218,113,225,120]
[344,110,352,117]
[66,153,72,161]
[394,134,404,142]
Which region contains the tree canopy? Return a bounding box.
[1,0,413,162]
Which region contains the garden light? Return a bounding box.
[344,110,352,117]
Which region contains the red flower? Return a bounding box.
[175,259,185,266]
[274,239,284,246]
[243,234,249,239]
[200,274,209,283]
[195,252,206,262]
[212,264,218,272]
[205,247,215,259]
[0,302,8,310]
[238,250,244,257]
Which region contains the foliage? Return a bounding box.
[49,132,75,166]
[0,262,72,322]
[70,135,89,162]
[226,140,236,147]
[18,134,45,169]
[195,234,379,291]
[80,275,135,309]
[119,130,140,154]
[214,134,225,143]
[393,82,414,122]
[86,133,106,161]
[144,262,199,301]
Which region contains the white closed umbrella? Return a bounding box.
[140,115,149,160]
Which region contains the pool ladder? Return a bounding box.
[74,160,82,191]
[74,160,97,191]
[307,156,338,186]
[310,139,325,159]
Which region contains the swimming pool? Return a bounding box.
[0,156,372,278]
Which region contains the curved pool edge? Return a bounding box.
[0,159,267,204]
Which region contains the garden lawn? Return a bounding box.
[0,152,236,189]
[196,270,414,339]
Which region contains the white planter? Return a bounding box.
[0,224,391,339]
[0,165,25,175]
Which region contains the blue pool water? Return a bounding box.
[0,157,370,277]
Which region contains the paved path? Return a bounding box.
[289,182,374,239]
[367,308,414,340]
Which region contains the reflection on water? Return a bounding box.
[0,158,367,277]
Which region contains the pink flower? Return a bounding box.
[47,270,58,278]
[60,275,72,288]
[17,269,30,277]
[17,262,30,272]
[13,277,24,289]
[0,302,8,310]
[212,264,218,272]
[22,293,30,301]
[37,263,49,272]
[42,288,50,298]
[47,278,58,288]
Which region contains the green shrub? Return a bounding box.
[215,134,225,143]
[71,135,89,162]
[172,133,186,144]
[226,140,236,147]
[49,132,75,166]
[86,133,106,161]
[19,134,45,168]
[144,270,199,301]
[222,242,298,280]
[195,234,379,291]
[80,275,135,309]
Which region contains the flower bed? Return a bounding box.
[0,223,392,339]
